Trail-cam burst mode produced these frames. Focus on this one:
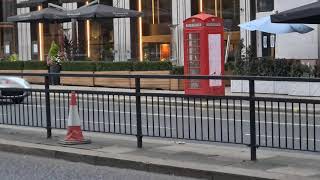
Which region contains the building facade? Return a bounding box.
[241,0,320,60]
[1,0,317,65]
[0,0,242,65]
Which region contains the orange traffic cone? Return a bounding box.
[59,91,91,145]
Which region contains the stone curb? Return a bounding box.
[0,139,275,180]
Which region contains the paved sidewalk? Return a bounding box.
[0,125,320,180]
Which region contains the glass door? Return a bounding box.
[187,33,201,89]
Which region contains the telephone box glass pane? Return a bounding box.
[187,33,200,89]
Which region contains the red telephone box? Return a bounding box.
[183,13,225,96]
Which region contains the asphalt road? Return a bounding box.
[0,93,320,151]
[0,151,200,180]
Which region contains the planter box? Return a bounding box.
[289,82,320,97]
[94,71,131,88]
[255,81,275,94]
[230,80,249,93]
[274,81,289,95]
[230,80,242,93]
[231,80,320,96]
[289,82,310,96]
[0,70,23,77]
[170,79,184,91]
[130,71,171,90]
[23,70,47,84]
[309,82,320,97]
[60,71,94,86]
[231,80,288,95]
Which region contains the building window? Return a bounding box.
[131,0,172,61]
[257,0,274,12]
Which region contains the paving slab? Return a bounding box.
[0,125,319,180]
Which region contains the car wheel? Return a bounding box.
[12,98,24,104]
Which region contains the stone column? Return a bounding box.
[172,0,191,65]
[240,0,251,50]
[17,0,31,61]
[113,0,131,62]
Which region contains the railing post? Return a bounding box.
[45,75,52,139]
[249,79,257,160]
[135,77,143,148]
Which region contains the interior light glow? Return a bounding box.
[138,0,143,61]
[38,5,44,61]
[86,1,91,58]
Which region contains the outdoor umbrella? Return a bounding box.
[7,4,70,23]
[67,1,143,20]
[271,2,320,24]
[239,16,313,34]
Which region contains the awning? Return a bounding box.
[271,2,320,24]
[17,0,47,8]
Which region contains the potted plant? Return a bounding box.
[47,41,65,85]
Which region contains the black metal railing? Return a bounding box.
[1,73,320,161]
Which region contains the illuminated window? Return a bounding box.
[131,0,172,61]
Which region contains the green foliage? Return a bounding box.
[313,63,320,78]
[290,62,311,77]
[61,61,96,71]
[272,59,292,77]
[23,60,48,70]
[48,41,59,58]
[171,66,184,75]
[132,61,172,71]
[230,58,313,77]
[96,62,133,71]
[0,60,24,70]
[6,54,18,62]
